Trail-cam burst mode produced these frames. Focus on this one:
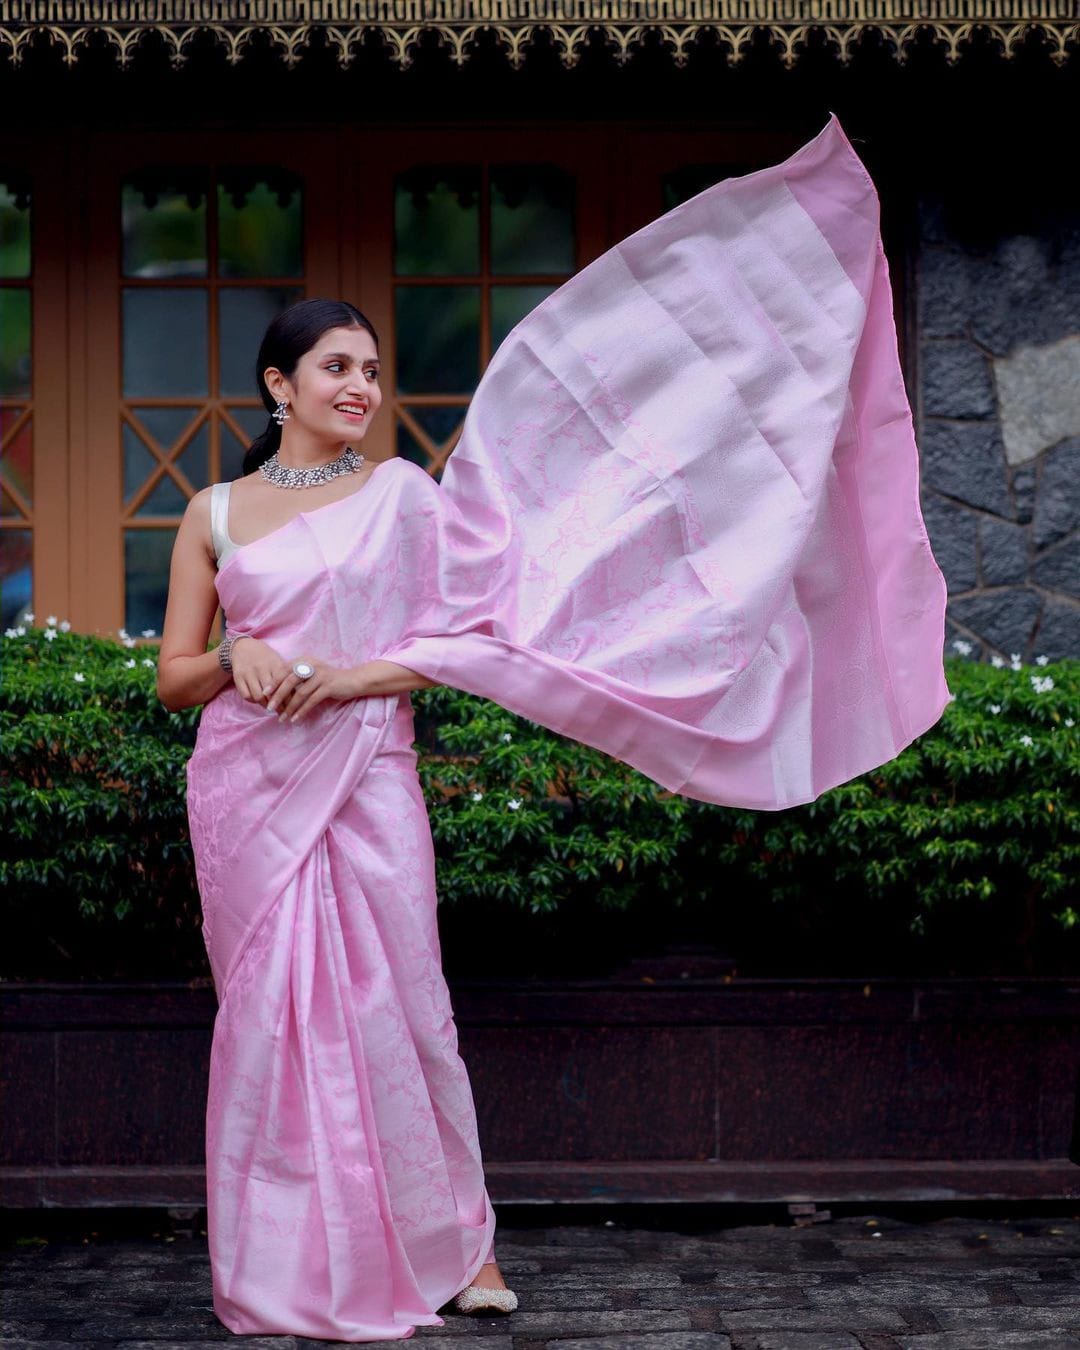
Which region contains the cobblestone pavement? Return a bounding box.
[3,1204,1080,1349]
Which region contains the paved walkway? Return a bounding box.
[3,1205,1080,1348]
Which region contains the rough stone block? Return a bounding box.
[540,1334,731,1350]
[994,336,1080,466]
[979,517,1029,588]
[922,341,995,419]
[750,1337,862,1350]
[1033,598,1080,660]
[920,421,1012,517]
[947,588,1043,657]
[1033,436,1080,549]
[917,247,973,340]
[1032,535,1079,597]
[968,235,1070,358]
[919,492,979,593]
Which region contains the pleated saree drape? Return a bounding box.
[184,113,951,1341]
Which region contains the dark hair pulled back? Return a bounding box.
[240,298,379,478]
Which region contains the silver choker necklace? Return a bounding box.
[260,446,365,489]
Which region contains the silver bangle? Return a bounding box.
[217,633,245,673]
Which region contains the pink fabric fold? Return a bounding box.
[380,113,952,809]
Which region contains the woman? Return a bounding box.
[158,113,952,1342]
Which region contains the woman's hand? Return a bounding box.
[229,636,293,707]
[264,659,366,724]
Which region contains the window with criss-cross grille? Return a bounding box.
[118,167,304,635]
[1,175,33,629]
[390,163,576,480]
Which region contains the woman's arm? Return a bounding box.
[349,659,441,696]
[156,489,233,713]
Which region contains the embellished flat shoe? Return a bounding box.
[451,1283,519,1315]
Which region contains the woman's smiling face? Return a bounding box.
[267,324,383,446]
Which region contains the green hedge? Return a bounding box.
[2,619,1077,980]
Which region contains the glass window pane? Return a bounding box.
[122,172,207,278]
[490,165,575,276]
[125,528,175,634]
[137,471,190,517]
[130,407,202,453]
[395,286,480,395]
[123,288,208,397]
[395,167,480,277]
[124,417,206,514]
[177,421,209,491]
[219,286,303,397]
[0,289,31,396]
[1,407,33,510]
[1,527,32,626]
[396,407,463,477]
[491,284,558,353]
[218,170,303,279]
[122,424,159,507]
[220,424,247,482]
[221,407,271,481]
[0,179,31,278]
[396,421,431,473]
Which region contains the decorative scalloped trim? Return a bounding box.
[0,4,1077,69]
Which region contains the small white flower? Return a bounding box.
[141,658,155,668]
[1010,660,1022,672]
[24,612,34,623]
[471,791,484,802]
[118,628,129,639]
[43,628,58,642]
[15,625,26,636]
[123,637,137,648]
[141,628,156,638]
[501,732,512,743]
[990,655,1005,668]
[124,658,137,668]
[4,627,18,638]
[46,614,57,626]
[507,798,523,810]
[1019,734,1033,747]
[59,620,71,632]
[951,638,973,655]
[1036,654,1049,666]
[1063,717,1074,728]
[73,671,86,683]
[989,704,1001,714]
[1030,674,1055,694]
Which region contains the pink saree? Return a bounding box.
[185,114,951,1341]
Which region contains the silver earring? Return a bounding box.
[272,400,290,426]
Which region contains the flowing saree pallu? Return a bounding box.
[185,113,951,1342]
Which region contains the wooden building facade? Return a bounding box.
[2,0,1078,655]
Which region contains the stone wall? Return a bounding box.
[915,201,1080,661]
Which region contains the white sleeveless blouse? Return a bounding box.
[209,481,239,570]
